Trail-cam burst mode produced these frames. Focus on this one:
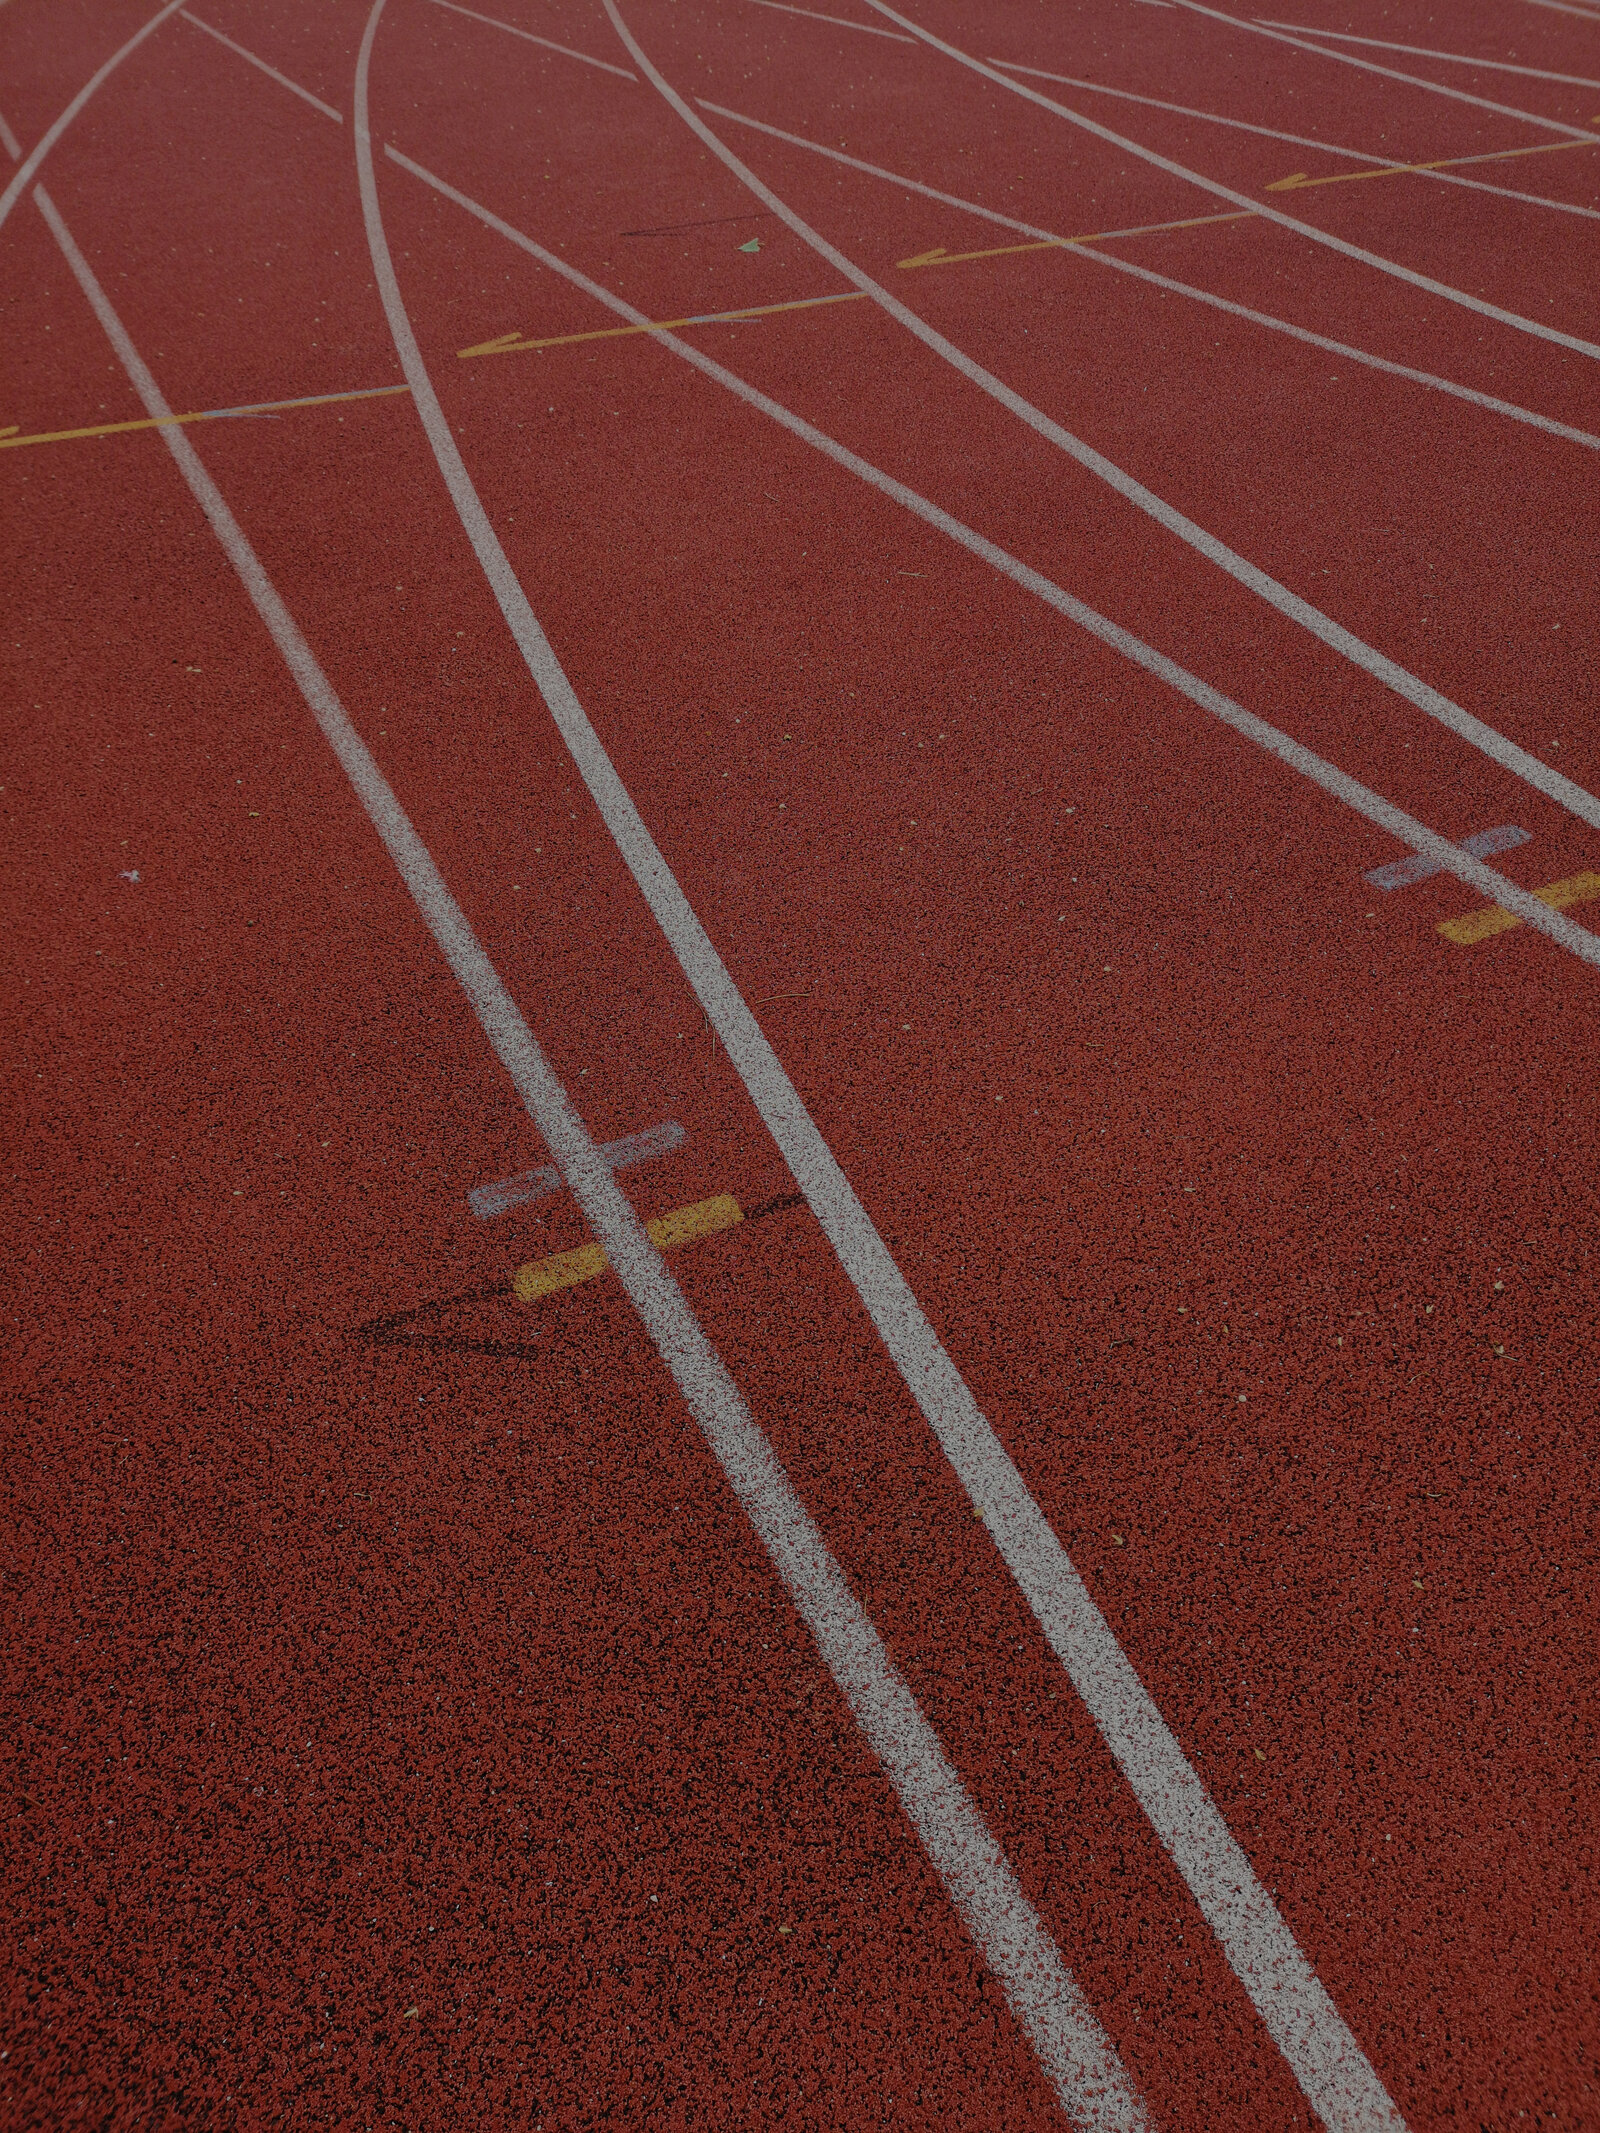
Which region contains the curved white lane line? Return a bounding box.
[421,0,637,81]
[394,143,1600,966]
[38,154,1148,2133]
[698,98,1600,448]
[746,0,918,42]
[1253,20,1600,91]
[1172,0,1599,135]
[0,0,188,235]
[602,1,1600,845]
[383,111,1435,2133]
[981,58,1600,222]
[179,11,343,122]
[851,0,1600,361]
[391,144,1600,972]
[349,10,1153,2123]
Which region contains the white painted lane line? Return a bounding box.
[1170,0,1599,139]
[40,155,1144,2131]
[179,10,343,121]
[420,0,637,80]
[1524,0,1600,19]
[981,59,1600,221]
[743,0,918,41]
[394,116,1600,2133]
[389,126,1450,2133]
[470,1117,686,1217]
[605,9,1600,846]
[853,0,1600,362]
[1254,20,1600,91]
[700,99,1600,448]
[388,148,1600,969]
[0,0,188,237]
[351,20,1152,2122]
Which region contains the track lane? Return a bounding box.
[6,0,1595,2124]
[5,136,1130,2133]
[540,0,1600,818]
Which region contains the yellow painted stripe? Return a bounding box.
[0,383,410,454]
[511,1192,743,1301]
[1438,870,1600,945]
[897,209,1252,272]
[647,1192,743,1251]
[1268,134,1594,194]
[458,290,867,360]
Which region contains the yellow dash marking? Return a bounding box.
[1268,135,1594,193]
[1438,870,1600,945]
[512,1193,743,1301]
[457,292,866,360]
[0,424,18,439]
[897,209,1253,272]
[0,384,410,453]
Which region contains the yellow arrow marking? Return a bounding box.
[0,383,409,453]
[897,208,1253,272]
[456,329,528,358]
[457,289,867,360]
[1269,133,1595,193]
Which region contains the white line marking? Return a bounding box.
[38,156,1146,2133]
[0,107,21,160]
[0,0,188,237]
[384,133,1488,2133]
[608,10,1600,852]
[982,58,1600,221]
[1366,823,1529,891]
[1254,19,1600,91]
[349,18,1156,2120]
[1171,0,1599,140]
[856,0,1600,362]
[700,99,1600,448]
[1523,0,1600,19]
[743,0,918,42]
[470,1118,686,1217]
[179,11,343,121]
[419,0,636,80]
[388,145,1600,969]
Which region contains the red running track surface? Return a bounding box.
[3,0,1597,2124]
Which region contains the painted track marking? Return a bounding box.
[983,56,1600,219]
[180,11,343,122]
[420,0,636,80]
[854,0,1600,362]
[0,0,188,236]
[457,288,865,357]
[743,0,917,41]
[471,1117,685,1217]
[1175,0,1600,138]
[1366,826,1529,892]
[354,11,1156,2115]
[700,100,1600,450]
[392,110,1600,2133]
[607,14,1600,848]
[1252,20,1600,91]
[0,382,408,451]
[512,1192,743,1299]
[392,136,1600,959]
[1439,872,1600,945]
[1264,135,1599,211]
[39,144,1149,2131]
